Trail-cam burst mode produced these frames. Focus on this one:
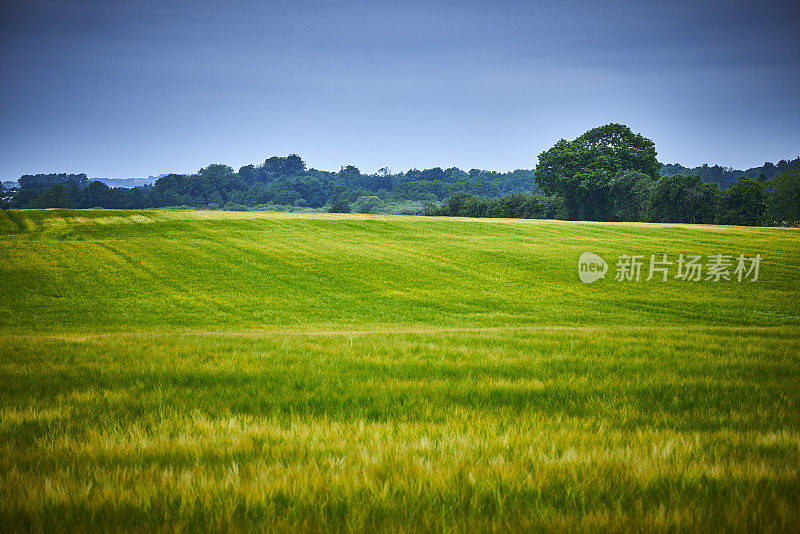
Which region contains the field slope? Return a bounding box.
[1,209,799,532]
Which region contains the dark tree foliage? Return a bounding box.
[329,200,351,213]
[429,192,566,220]
[266,175,329,208]
[648,175,719,224]
[337,165,367,190]
[766,167,800,225]
[716,179,766,226]
[260,154,306,182]
[609,170,654,222]
[18,173,88,191]
[535,124,660,221]
[25,183,76,208]
[3,153,543,212]
[237,164,258,185]
[660,157,800,189]
[146,165,245,208]
[4,189,40,208]
[80,181,113,208]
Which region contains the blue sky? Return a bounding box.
[1,0,799,179]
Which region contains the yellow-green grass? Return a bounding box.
[1,210,799,532]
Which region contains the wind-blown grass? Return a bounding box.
[0,210,798,532]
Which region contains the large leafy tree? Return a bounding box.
[535,123,660,220]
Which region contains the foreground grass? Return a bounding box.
[1,210,799,532]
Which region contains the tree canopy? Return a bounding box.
[535,123,660,220]
[716,179,766,226]
[648,175,718,224]
[766,167,800,225]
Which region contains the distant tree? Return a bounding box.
[261,157,286,181]
[290,176,327,208]
[531,194,567,219]
[26,183,75,208]
[420,167,447,182]
[259,155,307,182]
[491,193,527,218]
[283,154,306,176]
[149,173,188,207]
[18,173,88,191]
[338,165,362,187]
[269,186,303,206]
[609,170,654,221]
[535,124,660,220]
[79,181,112,208]
[766,167,800,225]
[197,164,243,195]
[648,175,718,224]
[226,190,248,205]
[207,191,224,207]
[658,157,800,189]
[367,171,394,191]
[113,186,147,209]
[436,192,484,217]
[716,178,766,226]
[238,164,258,185]
[6,189,38,208]
[328,184,351,204]
[351,195,385,214]
[329,200,351,213]
[433,192,565,219]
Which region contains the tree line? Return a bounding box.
[2,124,798,226]
[660,158,800,190]
[1,160,537,215]
[429,169,799,226]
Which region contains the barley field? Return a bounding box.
[1,210,799,532]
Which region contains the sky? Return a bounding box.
[1,0,799,179]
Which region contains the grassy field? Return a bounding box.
[1,209,799,532]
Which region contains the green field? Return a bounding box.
[1,209,799,532]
